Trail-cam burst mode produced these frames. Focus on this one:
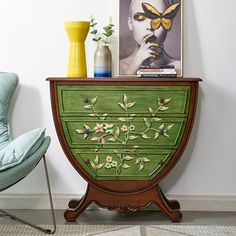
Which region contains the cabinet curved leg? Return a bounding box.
[64,187,92,222]
[155,185,182,222]
[160,187,180,210]
[68,199,82,209]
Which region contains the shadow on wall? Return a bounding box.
[161,0,205,192]
[8,83,43,138]
[46,153,88,194]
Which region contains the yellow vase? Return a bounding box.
[64,21,89,77]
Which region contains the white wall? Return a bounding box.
[0,0,236,202]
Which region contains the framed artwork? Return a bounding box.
[119,0,183,77]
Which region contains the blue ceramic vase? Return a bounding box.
[94,46,112,77]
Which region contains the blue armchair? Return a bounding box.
[0,72,56,234]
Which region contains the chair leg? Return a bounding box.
[0,155,56,234]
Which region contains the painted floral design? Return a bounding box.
[76,95,174,176]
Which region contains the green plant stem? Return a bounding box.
[104,36,109,46]
[91,24,100,45]
[100,132,123,144]
[91,105,105,123]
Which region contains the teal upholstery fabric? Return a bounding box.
[0,136,51,191]
[0,128,46,171]
[0,73,19,149]
[0,72,50,177]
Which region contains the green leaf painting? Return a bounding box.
[76,95,174,176]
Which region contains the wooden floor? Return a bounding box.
[0,209,236,226]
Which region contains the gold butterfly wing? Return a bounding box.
[142,2,161,19]
[161,18,172,30]
[151,18,172,31]
[162,3,180,19]
[151,19,162,30]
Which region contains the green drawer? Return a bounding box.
[71,149,175,180]
[58,86,190,117]
[61,117,186,149]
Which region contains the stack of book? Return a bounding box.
[137,66,177,78]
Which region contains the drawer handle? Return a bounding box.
[159,98,165,104]
[83,98,89,103]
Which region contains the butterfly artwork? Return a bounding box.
[118,0,182,77]
[140,2,180,31]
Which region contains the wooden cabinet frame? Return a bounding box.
[47,78,201,222]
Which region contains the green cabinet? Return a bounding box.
[58,86,190,181]
[48,77,201,222]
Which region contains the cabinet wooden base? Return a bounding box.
[64,184,182,222]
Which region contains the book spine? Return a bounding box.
[139,65,175,69]
[138,69,176,73]
[137,74,177,78]
[137,71,177,75]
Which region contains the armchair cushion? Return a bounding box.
[0,136,51,192]
[0,128,45,171]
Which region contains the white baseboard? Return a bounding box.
[0,194,236,211]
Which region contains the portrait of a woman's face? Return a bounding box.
[129,0,168,45]
[119,0,182,76]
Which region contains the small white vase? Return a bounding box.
[94,45,112,77]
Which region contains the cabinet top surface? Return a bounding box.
[47,77,202,82]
